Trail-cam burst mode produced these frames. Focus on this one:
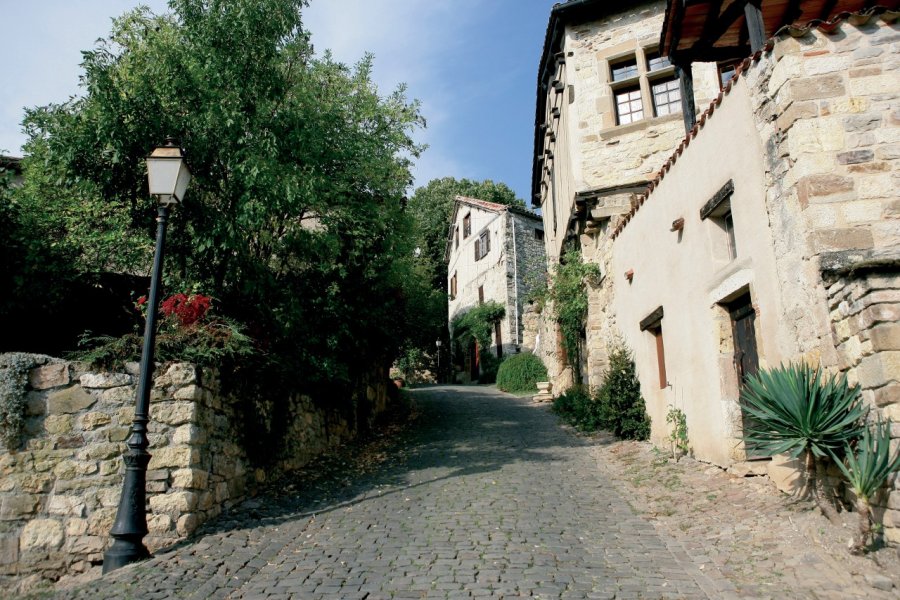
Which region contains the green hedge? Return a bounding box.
[496,353,548,393]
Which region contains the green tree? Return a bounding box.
[14,0,426,390]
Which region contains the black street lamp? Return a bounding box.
[103,139,191,574]
[435,339,442,384]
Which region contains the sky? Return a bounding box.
[0,0,558,205]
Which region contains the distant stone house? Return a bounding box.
[446,196,546,381]
[1,155,23,187]
[531,0,899,483]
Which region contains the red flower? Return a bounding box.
[136,296,147,306]
[161,293,212,326]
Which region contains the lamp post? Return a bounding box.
[435,339,442,384]
[103,139,191,574]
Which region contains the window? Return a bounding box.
[478,285,484,304]
[610,58,638,82]
[454,226,459,249]
[495,321,503,358]
[449,272,457,299]
[608,48,682,127]
[651,78,681,117]
[718,61,739,89]
[700,179,737,261]
[463,213,471,238]
[534,228,544,242]
[639,306,666,389]
[651,325,667,389]
[615,87,644,125]
[646,51,671,72]
[475,230,491,261]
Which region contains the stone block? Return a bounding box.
[78,443,121,461]
[871,323,900,352]
[148,491,198,514]
[176,513,199,536]
[841,200,884,223]
[788,73,845,101]
[47,387,96,415]
[107,426,130,442]
[55,433,85,450]
[86,508,116,536]
[79,373,133,389]
[0,494,40,520]
[173,384,203,401]
[101,386,135,405]
[172,468,209,490]
[798,173,855,206]
[65,535,105,555]
[116,406,135,425]
[858,352,900,389]
[858,173,896,199]
[849,73,900,96]
[19,519,64,551]
[172,424,205,445]
[154,402,197,426]
[24,392,46,417]
[767,453,807,496]
[156,363,198,388]
[65,518,88,536]
[811,228,874,253]
[147,513,173,534]
[836,149,874,164]
[18,473,53,494]
[0,533,19,566]
[147,446,199,470]
[842,113,882,132]
[29,364,69,390]
[874,383,900,407]
[43,414,73,435]
[48,496,86,518]
[788,117,844,153]
[78,412,111,430]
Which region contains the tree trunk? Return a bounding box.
[850,499,872,555]
[806,450,840,523]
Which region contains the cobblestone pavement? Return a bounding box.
[590,436,900,600]
[38,386,730,600]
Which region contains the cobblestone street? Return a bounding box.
[33,385,898,599]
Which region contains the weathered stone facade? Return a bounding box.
[447,197,546,378]
[0,354,391,589]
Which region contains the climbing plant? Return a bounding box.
[451,301,505,382]
[547,248,601,380]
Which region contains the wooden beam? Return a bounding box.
[699,179,734,220]
[699,0,751,51]
[674,62,696,133]
[699,0,727,47]
[744,0,766,53]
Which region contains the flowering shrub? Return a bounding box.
[160,293,212,327]
[75,292,253,368]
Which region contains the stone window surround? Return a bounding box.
[598,41,681,130]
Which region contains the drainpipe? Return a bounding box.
[511,212,520,348]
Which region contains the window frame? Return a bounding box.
[463,213,471,238]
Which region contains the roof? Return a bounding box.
[444,196,542,262]
[532,1,656,204]
[0,155,23,174]
[660,0,899,62]
[613,7,896,240]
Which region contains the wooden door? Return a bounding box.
[730,296,759,385]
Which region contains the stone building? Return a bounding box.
[531,0,899,495]
[446,196,546,381]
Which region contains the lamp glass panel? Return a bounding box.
[147,158,181,197]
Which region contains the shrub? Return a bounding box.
[741,362,866,521]
[596,342,651,440]
[837,417,900,554]
[552,385,604,431]
[478,352,500,384]
[496,353,548,393]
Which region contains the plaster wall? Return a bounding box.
[610,77,781,466]
[448,205,514,358]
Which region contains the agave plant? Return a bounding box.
[836,418,900,554]
[740,363,867,520]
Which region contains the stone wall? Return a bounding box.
[0,354,390,590]
[507,212,546,351]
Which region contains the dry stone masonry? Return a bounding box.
[0,353,390,589]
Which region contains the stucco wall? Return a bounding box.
[610,76,779,465]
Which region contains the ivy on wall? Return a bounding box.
[546,249,601,381]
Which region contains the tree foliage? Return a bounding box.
[546,248,601,380]
[11,0,427,390]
